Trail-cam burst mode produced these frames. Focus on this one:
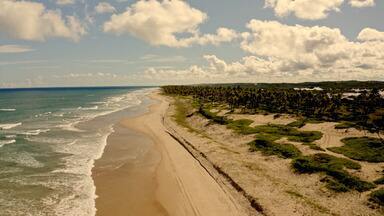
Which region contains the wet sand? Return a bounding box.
[92,91,247,216]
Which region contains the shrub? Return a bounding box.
[369,189,384,206]
[248,139,302,159]
[291,153,373,192]
[328,137,384,162]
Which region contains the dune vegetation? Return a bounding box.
[162,83,384,209]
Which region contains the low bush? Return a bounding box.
[328,137,384,162]
[291,153,374,192]
[248,139,302,159]
[369,189,384,206]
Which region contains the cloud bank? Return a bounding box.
[0,0,86,41]
[103,0,238,47]
[265,0,376,20]
[143,20,384,83]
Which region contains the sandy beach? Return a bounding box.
[92,91,249,216]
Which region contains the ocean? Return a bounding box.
[0,87,153,216]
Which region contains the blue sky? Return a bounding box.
[0,0,383,87]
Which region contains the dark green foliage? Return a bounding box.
[328,137,384,162]
[335,121,356,129]
[248,139,302,159]
[292,154,374,192]
[374,177,384,185]
[326,169,375,192]
[303,143,325,151]
[198,106,229,125]
[162,85,384,133]
[288,119,307,128]
[252,124,323,143]
[369,189,384,206]
[322,177,349,192]
[227,119,255,134]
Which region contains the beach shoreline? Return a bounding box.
[92,90,250,216]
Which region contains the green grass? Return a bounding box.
[248,139,302,159]
[374,177,384,185]
[334,121,356,129]
[199,106,323,144]
[288,119,307,128]
[172,98,202,134]
[369,189,384,206]
[292,153,375,192]
[303,143,325,151]
[198,106,230,125]
[328,137,384,162]
[252,124,323,143]
[173,98,192,129]
[227,119,256,134]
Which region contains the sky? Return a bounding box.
[0,0,383,87]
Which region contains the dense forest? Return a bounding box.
[199,81,384,91]
[162,84,384,135]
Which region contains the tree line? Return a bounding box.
[162,85,384,135]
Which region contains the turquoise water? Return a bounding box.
[0,87,152,216]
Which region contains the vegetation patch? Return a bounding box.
[303,143,325,151]
[328,137,384,162]
[334,121,356,129]
[248,139,302,159]
[374,177,384,185]
[252,124,323,143]
[369,189,384,206]
[198,106,229,125]
[292,153,375,192]
[288,119,307,128]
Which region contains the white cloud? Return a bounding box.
[56,0,75,5]
[264,0,343,20]
[103,0,238,47]
[0,45,33,53]
[95,2,116,14]
[142,20,384,83]
[0,0,86,41]
[357,28,384,41]
[349,0,375,7]
[265,0,376,20]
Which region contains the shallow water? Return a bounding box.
[0,87,154,215]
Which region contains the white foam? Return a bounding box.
[0,152,44,168]
[21,129,50,136]
[34,112,52,118]
[0,123,22,130]
[0,139,16,147]
[57,121,84,132]
[0,108,16,112]
[78,106,98,110]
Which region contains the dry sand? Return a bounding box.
[162,96,384,216]
[92,91,249,216]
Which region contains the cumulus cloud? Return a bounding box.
[143,20,384,83]
[0,44,33,53]
[264,0,344,20]
[349,0,375,7]
[103,0,238,47]
[357,28,384,41]
[265,0,376,20]
[241,20,349,67]
[0,0,86,41]
[95,2,116,14]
